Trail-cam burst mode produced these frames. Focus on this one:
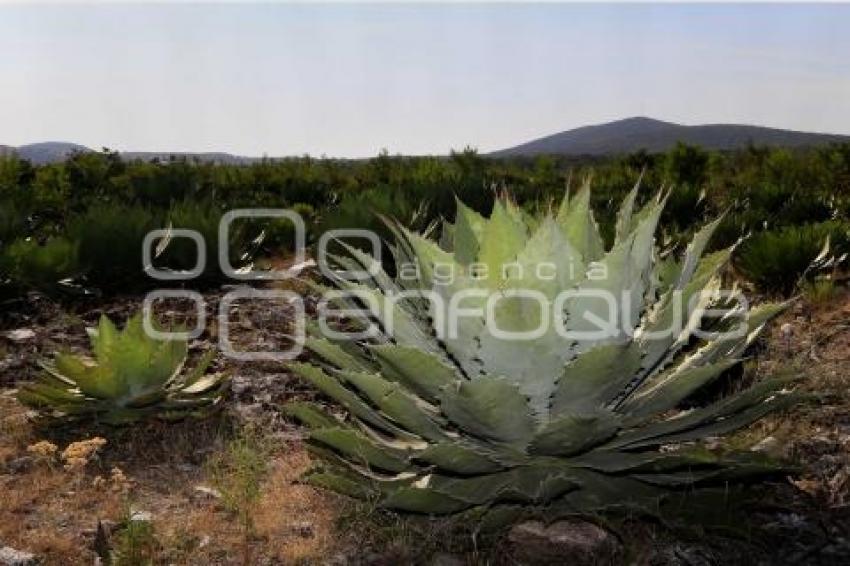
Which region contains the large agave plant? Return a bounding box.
[19,313,228,425]
[286,180,799,518]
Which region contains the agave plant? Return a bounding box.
[19,313,228,425]
[284,179,799,519]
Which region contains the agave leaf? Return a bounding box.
[382,485,470,514]
[608,375,800,450]
[306,337,373,372]
[474,216,584,417]
[556,180,604,263]
[453,198,486,265]
[477,200,528,288]
[570,447,720,474]
[309,427,411,473]
[290,362,418,440]
[179,350,218,388]
[623,392,800,450]
[552,469,667,514]
[336,369,448,441]
[17,382,83,406]
[614,170,644,244]
[439,377,535,447]
[415,442,505,474]
[282,402,345,430]
[619,359,741,423]
[677,215,726,290]
[428,466,576,506]
[370,344,460,403]
[552,342,642,415]
[304,469,378,500]
[529,409,621,457]
[91,315,119,362]
[179,373,227,396]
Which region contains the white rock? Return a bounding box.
[0,546,38,566]
[2,329,35,343]
[129,510,152,523]
[750,435,780,453]
[193,485,223,500]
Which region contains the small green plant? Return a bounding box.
[0,236,81,294]
[18,313,228,425]
[110,508,160,566]
[735,221,849,296]
[802,277,839,306]
[205,426,270,538]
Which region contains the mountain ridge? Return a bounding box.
[4,118,849,163]
[490,117,850,157]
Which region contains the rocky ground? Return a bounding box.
[0,284,848,565]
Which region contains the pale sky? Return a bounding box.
[1,3,849,157]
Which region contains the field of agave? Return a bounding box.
[1,143,850,563]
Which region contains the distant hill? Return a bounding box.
[0,143,256,165]
[491,117,850,157]
[4,118,850,164]
[14,142,92,164]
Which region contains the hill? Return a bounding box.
[15,142,92,164]
[491,117,850,157]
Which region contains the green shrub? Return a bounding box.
[157,199,258,283]
[0,236,81,294]
[0,199,30,246]
[735,221,850,296]
[206,426,270,538]
[69,203,160,292]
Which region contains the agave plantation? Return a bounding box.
[285,181,799,518]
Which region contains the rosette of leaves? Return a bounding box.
[284,179,799,519]
[19,313,228,425]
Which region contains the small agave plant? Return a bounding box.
[285,179,799,518]
[19,313,228,425]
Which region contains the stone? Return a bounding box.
[193,485,223,501]
[750,435,780,455]
[508,519,619,565]
[129,510,152,523]
[0,546,38,566]
[2,329,35,343]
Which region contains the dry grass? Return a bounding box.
[1,287,849,563]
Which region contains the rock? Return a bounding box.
[2,329,35,343]
[193,485,223,501]
[0,546,38,566]
[508,519,619,564]
[750,435,780,454]
[129,510,152,523]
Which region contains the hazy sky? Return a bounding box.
[1,3,849,157]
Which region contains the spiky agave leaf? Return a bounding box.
[18,313,228,425]
[286,179,799,518]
